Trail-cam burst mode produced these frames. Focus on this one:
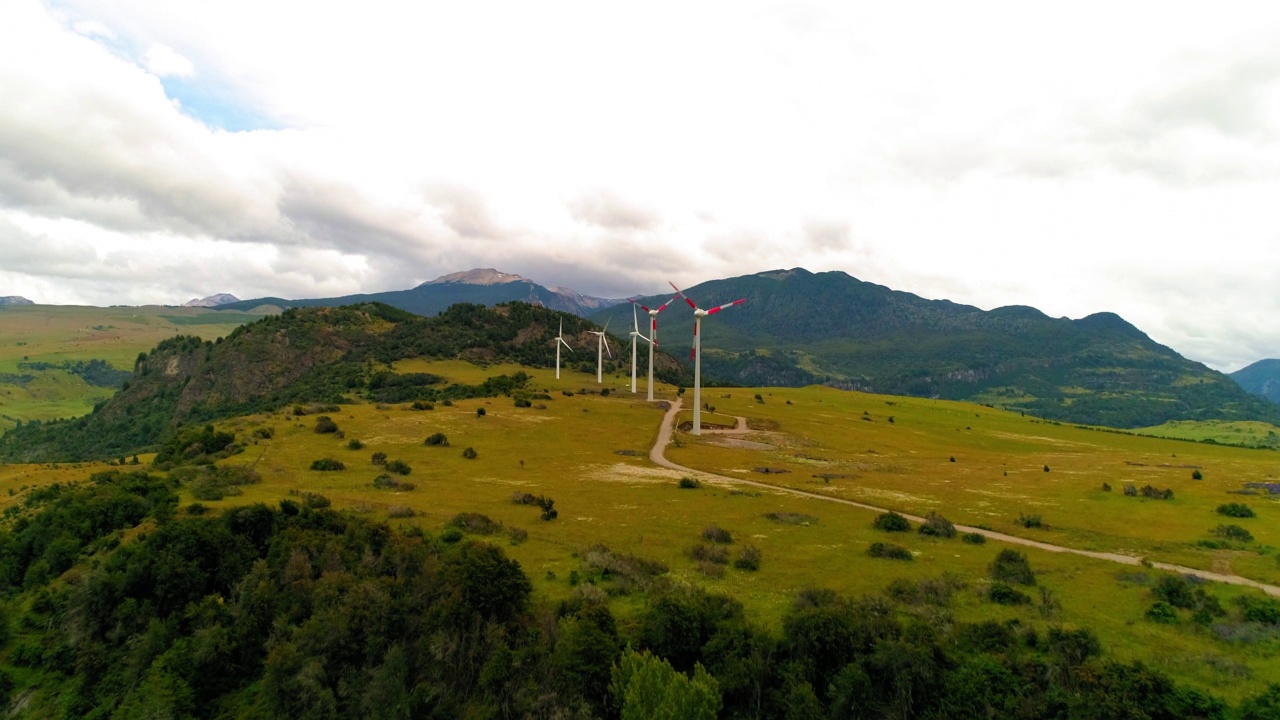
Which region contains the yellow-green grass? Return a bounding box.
[1137,419,1280,448]
[3,362,1280,701]
[665,386,1280,586]
[0,304,260,431]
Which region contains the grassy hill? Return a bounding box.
[609,268,1280,429]
[2,359,1280,714]
[0,302,688,462]
[1232,359,1280,404]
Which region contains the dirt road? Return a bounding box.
[649,399,1280,597]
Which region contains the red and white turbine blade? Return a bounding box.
[669,281,698,310]
[655,293,681,313]
[706,298,747,315]
[630,297,654,313]
[689,346,696,361]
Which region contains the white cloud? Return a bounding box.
[143,43,194,78]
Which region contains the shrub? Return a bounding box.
[919,512,956,538]
[695,561,726,577]
[764,512,816,525]
[514,398,532,408]
[1217,502,1256,518]
[385,459,412,475]
[462,447,478,460]
[309,458,345,471]
[1139,485,1174,500]
[347,438,364,450]
[868,542,913,561]
[314,416,339,434]
[372,474,415,491]
[1101,482,1112,492]
[1212,524,1254,543]
[990,549,1035,586]
[873,511,910,532]
[476,407,486,417]
[386,505,415,518]
[1123,484,1137,496]
[186,503,208,516]
[1018,514,1043,529]
[424,432,449,446]
[411,400,434,411]
[371,452,387,466]
[962,532,986,544]
[1043,464,1050,472]
[252,427,274,439]
[508,527,528,545]
[1145,601,1179,624]
[440,527,464,543]
[988,582,1030,605]
[677,477,701,489]
[702,525,733,544]
[734,545,762,571]
[302,492,331,509]
[1192,469,1203,480]
[450,512,503,534]
[691,544,729,564]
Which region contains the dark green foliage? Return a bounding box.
[1043,464,1050,472]
[153,424,237,467]
[179,464,261,501]
[346,438,364,449]
[1213,524,1254,542]
[384,459,411,475]
[702,525,733,544]
[1019,513,1043,528]
[961,532,986,544]
[764,512,816,525]
[372,474,415,491]
[1218,502,1256,518]
[990,549,1035,586]
[301,492,330,508]
[450,512,504,535]
[16,358,131,387]
[872,511,910,532]
[918,512,956,538]
[1238,596,1280,625]
[313,415,339,434]
[987,582,1030,605]
[476,407,486,417]
[1138,484,1175,500]
[424,432,449,446]
[691,544,730,565]
[678,477,702,489]
[371,451,387,465]
[1146,601,1178,623]
[1240,683,1280,720]
[734,545,762,571]
[461,446,477,459]
[868,542,913,561]
[309,458,345,471]
[1192,469,1204,480]
[410,399,435,410]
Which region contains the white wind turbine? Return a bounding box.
[554,318,573,380]
[669,282,746,436]
[631,293,681,401]
[587,318,613,384]
[626,303,651,394]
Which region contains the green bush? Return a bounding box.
[690,544,729,564]
[919,512,956,538]
[961,532,986,544]
[462,447,478,460]
[371,452,387,465]
[988,582,1030,605]
[385,459,411,475]
[1145,601,1178,624]
[734,545,762,571]
[476,407,486,417]
[302,492,331,508]
[314,416,339,434]
[424,432,449,446]
[678,477,701,489]
[873,511,910,532]
[990,549,1035,586]
[1018,514,1043,529]
[347,438,364,450]
[411,400,434,411]
[1217,503,1256,519]
[868,542,913,561]
[1212,524,1254,543]
[702,525,733,544]
[373,474,415,491]
[309,458,345,471]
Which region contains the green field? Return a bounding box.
[1137,419,1280,449]
[0,304,260,431]
[5,360,1278,702]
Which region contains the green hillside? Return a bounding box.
[0,302,688,462]
[1231,359,1280,404]
[611,269,1280,429]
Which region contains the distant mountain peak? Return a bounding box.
[425,268,529,286]
[0,296,34,306]
[182,293,240,308]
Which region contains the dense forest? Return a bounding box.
[1,471,1277,718]
[0,302,691,463]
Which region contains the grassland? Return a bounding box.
[1137,418,1280,449]
[0,304,259,431]
[3,360,1279,701]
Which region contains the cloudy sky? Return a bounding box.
[2,1,1279,370]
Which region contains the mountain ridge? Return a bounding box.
[182,293,241,307]
[1231,359,1280,404]
[0,296,34,306]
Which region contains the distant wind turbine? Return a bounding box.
[627,303,651,394]
[632,293,680,401]
[587,318,613,384]
[669,282,746,435]
[554,318,573,380]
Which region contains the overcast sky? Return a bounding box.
[2,1,1279,371]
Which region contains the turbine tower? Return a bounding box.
[587,319,613,384]
[632,293,680,402]
[627,303,651,394]
[554,318,573,380]
[669,282,746,436]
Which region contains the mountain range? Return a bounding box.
[218,268,625,317]
[1230,359,1280,404]
[182,293,241,307]
[0,296,33,306]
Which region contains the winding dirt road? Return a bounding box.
[650,399,1280,597]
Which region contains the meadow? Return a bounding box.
[4,359,1278,701]
[0,304,258,431]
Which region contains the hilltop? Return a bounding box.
[0,302,688,462]
[1231,359,1280,404]
[0,296,33,306]
[182,292,240,307]
[218,268,626,317]
[613,268,1280,429]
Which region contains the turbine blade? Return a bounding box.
[689,346,696,361]
[655,293,680,312]
[631,297,654,313]
[706,298,747,315]
[604,336,614,357]
[669,281,699,310]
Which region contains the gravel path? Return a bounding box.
[649,399,1280,597]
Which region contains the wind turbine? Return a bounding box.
[554,318,573,380]
[587,319,613,384]
[631,293,680,401]
[627,303,651,394]
[669,282,746,436]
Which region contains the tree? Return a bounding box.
[610,648,721,720]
